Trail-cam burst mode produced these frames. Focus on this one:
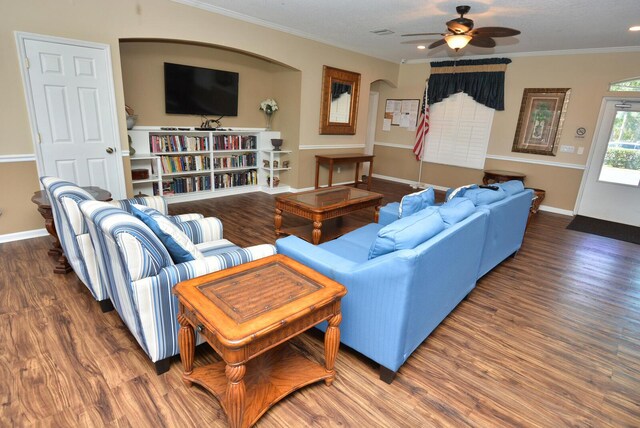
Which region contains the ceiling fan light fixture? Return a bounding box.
[445,34,472,51]
[629,25,640,32]
[417,45,426,50]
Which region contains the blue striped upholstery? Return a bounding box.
[40,177,216,306]
[79,200,277,364]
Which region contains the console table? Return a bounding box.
[31,186,112,274]
[174,254,346,428]
[315,153,374,190]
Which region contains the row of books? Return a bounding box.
[213,153,256,169]
[153,176,212,195]
[214,171,258,189]
[158,155,210,173]
[150,135,209,153]
[212,135,257,150]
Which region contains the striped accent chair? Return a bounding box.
[79,200,276,374]
[40,176,213,312]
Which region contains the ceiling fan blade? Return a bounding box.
[428,39,447,49]
[470,27,521,37]
[468,36,496,48]
[401,32,445,37]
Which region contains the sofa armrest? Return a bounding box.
[276,236,357,278]
[171,213,204,222]
[174,217,224,244]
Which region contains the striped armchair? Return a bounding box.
[79,200,276,374]
[40,176,209,311]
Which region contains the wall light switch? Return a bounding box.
[577,147,585,155]
[559,145,575,153]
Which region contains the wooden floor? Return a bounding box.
[2,178,639,427]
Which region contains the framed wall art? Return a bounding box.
[512,88,571,155]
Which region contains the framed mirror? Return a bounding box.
[319,66,361,135]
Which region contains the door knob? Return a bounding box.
[106,147,114,154]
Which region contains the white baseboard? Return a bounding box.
[538,205,574,216]
[0,228,48,244]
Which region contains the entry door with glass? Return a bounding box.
[577,99,640,226]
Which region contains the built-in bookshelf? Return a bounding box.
[128,127,285,202]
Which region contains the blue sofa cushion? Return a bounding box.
[461,187,507,206]
[320,239,371,264]
[399,187,435,218]
[496,180,525,196]
[130,205,203,263]
[446,184,478,201]
[438,197,476,227]
[369,206,444,259]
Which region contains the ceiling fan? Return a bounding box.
[402,5,520,51]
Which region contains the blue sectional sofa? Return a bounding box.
[276,198,489,383]
[276,181,532,383]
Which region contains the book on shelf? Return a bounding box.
[150,135,210,153]
[211,135,257,151]
[159,155,211,173]
[212,153,256,169]
[214,170,258,189]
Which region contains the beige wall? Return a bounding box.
[1,0,397,236]
[373,52,640,211]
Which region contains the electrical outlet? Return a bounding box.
[337,167,341,173]
[577,147,584,155]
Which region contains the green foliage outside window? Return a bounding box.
[604,148,640,170]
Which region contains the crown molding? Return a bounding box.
[404,45,640,64]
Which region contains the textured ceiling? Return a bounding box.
[174,0,640,63]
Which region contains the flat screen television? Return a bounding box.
[164,62,239,116]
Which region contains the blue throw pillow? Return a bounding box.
[438,197,476,227]
[496,180,525,196]
[130,205,203,264]
[399,187,435,218]
[462,187,507,206]
[369,206,445,259]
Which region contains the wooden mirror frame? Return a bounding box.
[319,66,361,135]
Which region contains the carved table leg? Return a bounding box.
[225,364,246,428]
[274,208,282,236]
[177,313,195,386]
[312,221,322,245]
[324,313,342,386]
[44,217,62,257]
[374,204,381,223]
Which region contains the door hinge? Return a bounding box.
[37,132,41,144]
[25,57,30,69]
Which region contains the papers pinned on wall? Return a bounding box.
[384,99,420,129]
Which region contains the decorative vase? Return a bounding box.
[271,138,283,151]
[128,135,136,156]
[264,113,273,130]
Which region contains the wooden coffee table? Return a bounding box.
[275,186,383,245]
[173,254,347,428]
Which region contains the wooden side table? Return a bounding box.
[173,254,347,428]
[31,186,112,274]
[482,169,526,185]
[315,153,374,190]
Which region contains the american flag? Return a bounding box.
[412,81,429,161]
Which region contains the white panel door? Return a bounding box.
[20,35,125,198]
[576,99,640,226]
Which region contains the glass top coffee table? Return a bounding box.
[275,186,383,244]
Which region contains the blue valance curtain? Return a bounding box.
[331,82,352,100]
[427,58,512,110]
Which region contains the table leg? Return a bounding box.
[324,313,342,386]
[225,364,246,428]
[312,221,322,245]
[274,208,283,236]
[367,158,374,191]
[315,159,320,189]
[328,160,334,187]
[354,162,360,187]
[177,312,195,386]
[374,204,380,223]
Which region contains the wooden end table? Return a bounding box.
[482,169,526,185]
[31,186,112,274]
[275,186,383,245]
[315,153,374,190]
[173,254,347,428]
